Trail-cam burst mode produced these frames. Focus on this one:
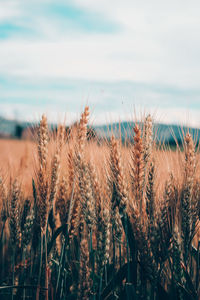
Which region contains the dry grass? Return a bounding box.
[0,107,199,299]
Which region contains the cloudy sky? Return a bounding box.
[0,0,200,126]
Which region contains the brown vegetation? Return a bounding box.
[0,107,199,299]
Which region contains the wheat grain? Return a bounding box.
[130,124,144,214]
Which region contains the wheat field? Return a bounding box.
[0,106,199,299]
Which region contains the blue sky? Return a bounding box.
[0,0,200,126]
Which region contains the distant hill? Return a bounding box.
[0,116,199,145]
[94,122,200,145]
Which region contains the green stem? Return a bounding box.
[44,233,48,300]
[11,248,15,300]
[119,242,122,269]
[89,229,95,298]
[98,274,103,300]
[112,226,115,269]
[105,264,108,286]
[22,249,26,300]
[56,225,68,297]
[124,214,131,283]
[36,232,43,300]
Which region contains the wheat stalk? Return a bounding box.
[110,136,128,216]
[130,124,144,214]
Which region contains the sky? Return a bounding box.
[0,0,200,126]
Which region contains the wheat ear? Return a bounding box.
[181,133,196,265]
[78,236,92,299]
[110,136,128,215]
[37,114,49,233]
[9,180,21,248]
[130,124,144,215]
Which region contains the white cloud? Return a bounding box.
[0,29,200,90]
[0,19,199,90]
[0,1,21,21]
[0,0,200,126]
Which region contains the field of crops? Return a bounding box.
[0,106,199,299]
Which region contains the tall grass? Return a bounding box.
[0,106,199,299]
